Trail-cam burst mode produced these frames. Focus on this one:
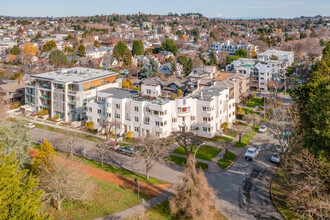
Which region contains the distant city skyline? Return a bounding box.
[1,0,329,18]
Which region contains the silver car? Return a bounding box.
[270,153,280,163]
[259,125,267,133]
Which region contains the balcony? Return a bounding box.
[40,104,51,109]
[40,94,51,100]
[68,100,76,106]
[26,90,34,96]
[25,100,34,105]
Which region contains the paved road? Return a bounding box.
[30,123,283,220]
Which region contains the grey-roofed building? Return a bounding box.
[25,67,119,122]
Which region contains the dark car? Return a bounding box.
[119,146,139,156]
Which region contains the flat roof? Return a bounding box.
[31,67,118,84]
[188,85,227,101]
[99,88,138,99]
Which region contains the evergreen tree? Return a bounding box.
[208,51,217,65]
[49,50,69,67]
[94,40,100,48]
[234,48,248,58]
[132,40,144,56]
[77,44,85,57]
[0,147,45,219]
[113,40,128,60]
[185,58,193,74]
[42,40,57,52]
[123,48,132,66]
[160,38,178,55]
[10,45,20,55]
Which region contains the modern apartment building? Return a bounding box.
[257,49,294,67]
[86,85,236,139]
[210,40,258,56]
[25,67,119,122]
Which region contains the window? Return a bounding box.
[97,118,100,123]
[203,127,210,132]
[107,113,111,117]
[88,108,92,112]
[116,124,121,129]
[134,117,139,122]
[115,114,120,119]
[172,118,177,123]
[191,116,195,121]
[97,109,101,114]
[178,107,190,113]
[147,89,151,94]
[203,117,211,122]
[134,106,139,112]
[182,117,185,122]
[107,103,111,107]
[115,104,120,109]
[135,127,139,132]
[155,132,161,137]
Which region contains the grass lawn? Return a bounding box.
[44,178,149,220]
[226,130,238,138]
[173,145,221,161]
[272,169,301,219]
[245,97,264,107]
[199,136,233,143]
[34,123,102,143]
[217,151,237,169]
[242,107,261,115]
[131,200,228,220]
[234,126,259,148]
[168,155,209,170]
[261,118,269,122]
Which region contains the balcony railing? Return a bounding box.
[68,100,76,106]
[40,104,51,109]
[40,94,51,100]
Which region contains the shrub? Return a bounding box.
[126,131,133,139]
[85,121,94,131]
[38,109,49,116]
[221,122,228,131]
[236,114,244,119]
[252,93,257,99]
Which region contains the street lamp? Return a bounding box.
[194,143,205,159]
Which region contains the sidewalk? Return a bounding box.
[94,186,176,220]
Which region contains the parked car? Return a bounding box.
[26,123,35,129]
[258,125,267,133]
[119,146,139,156]
[270,152,280,163]
[244,146,260,161]
[107,141,120,151]
[275,141,287,154]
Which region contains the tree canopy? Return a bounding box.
[132,40,144,56]
[49,50,69,67]
[78,44,85,57]
[10,45,20,55]
[42,40,56,52]
[113,40,128,60]
[234,48,248,58]
[160,38,178,55]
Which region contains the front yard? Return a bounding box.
[217,151,237,169]
[234,125,259,148]
[173,145,221,161]
[167,155,209,170]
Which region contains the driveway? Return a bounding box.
[29,123,283,220]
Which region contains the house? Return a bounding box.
[188,66,217,80]
[0,79,25,105]
[101,58,119,69]
[158,62,183,76]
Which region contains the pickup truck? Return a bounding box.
[119,146,139,156]
[244,146,260,161]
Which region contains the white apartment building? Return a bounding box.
[86,85,236,139]
[210,40,258,56]
[25,67,119,122]
[85,47,113,59]
[257,49,294,67]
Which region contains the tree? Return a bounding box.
[208,51,217,65]
[140,59,158,78]
[160,38,178,55]
[236,126,247,144]
[94,40,100,48]
[123,48,132,66]
[77,44,85,57]
[57,130,78,159]
[243,113,261,130]
[22,43,38,56]
[169,155,216,219]
[66,34,73,40]
[42,40,56,52]
[85,121,94,131]
[0,147,46,219]
[33,139,55,170]
[113,40,128,60]
[170,131,202,157]
[95,142,109,167]
[132,40,144,56]
[10,45,20,55]
[135,137,170,179]
[35,31,42,39]
[38,156,95,210]
[185,58,193,74]
[270,54,278,60]
[0,121,32,168]
[177,89,183,97]
[226,55,240,64]
[234,48,247,58]
[49,50,69,67]
[251,47,257,58]
[177,55,188,67]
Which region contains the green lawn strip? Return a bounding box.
[200,136,233,142]
[245,97,264,107]
[173,145,221,161]
[217,151,237,169]
[226,130,238,138]
[55,151,167,185]
[167,155,209,170]
[272,169,301,219]
[44,178,149,220]
[34,123,102,143]
[234,126,259,147]
[242,107,261,115]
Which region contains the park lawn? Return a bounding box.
[44,178,149,220]
[272,169,301,219]
[34,123,102,143]
[173,145,221,161]
[234,126,259,147]
[168,155,209,170]
[132,200,228,220]
[217,151,237,169]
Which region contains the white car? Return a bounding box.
[244,146,260,161]
[26,123,35,129]
[270,152,280,163]
[275,141,287,154]
[259,125,267,133]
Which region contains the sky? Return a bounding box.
[0,0,329,18]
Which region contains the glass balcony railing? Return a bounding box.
[68,100,76,105]
[40,94,51,100]
[40,104,51,109]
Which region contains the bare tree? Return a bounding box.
[216,141,231,159]
[38,156,95,210]
[101,116,121,142]
[57,130,79,158]
[235,126,247,144]
[135,136,171,180]
[243,113,261,130]
[95,142,109,167]
[170,131,202,157]
[169,155,216,219]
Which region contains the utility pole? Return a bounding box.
[264,96,266,119]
